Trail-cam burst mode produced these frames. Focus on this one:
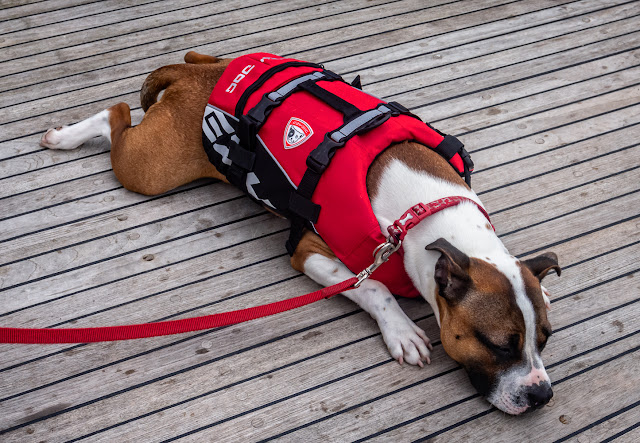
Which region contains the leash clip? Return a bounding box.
[354,239,401,288]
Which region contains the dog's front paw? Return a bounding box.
[381,316,432,367]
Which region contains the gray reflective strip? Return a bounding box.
[203,115,219,142]
[330,105,390,142]
[267,71,325,101]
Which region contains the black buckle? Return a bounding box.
[460,146,474,172]
[306,136,345,174]
[323,69,343,81]
[247,92,281,121]
[386,101,409,116]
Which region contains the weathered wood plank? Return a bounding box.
[0,0,577,109]
[0,0,413,79]
[0,110,141,169]
[1,1,639,441]
[492,169,639,241]
[0,0,164,35]
[1,187,635,432]
[256,304,640,442]
[0,213,287,318]
[365,335,639,442]
[565,405,640,442]
[436,68,640,138]
[0,0,98,21]
[360,4,639,91]
[0,0,256,48]
[0,0,618,157]
[2,256,633,440]
[101,279,640,442]
[0,180,232,264]
[0,0,632,160]
[0,196,262,289]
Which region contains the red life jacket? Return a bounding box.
[202,53,473,298]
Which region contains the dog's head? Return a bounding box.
[426,239,560,415]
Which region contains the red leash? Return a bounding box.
[0,277,357,344]
[0,196,490,345]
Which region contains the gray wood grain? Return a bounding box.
[0,0,639,441]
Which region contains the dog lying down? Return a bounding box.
[40,51,561,415]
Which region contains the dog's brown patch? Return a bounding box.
[109,58,233,195]
[367,141,468,200]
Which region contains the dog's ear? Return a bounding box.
[522,252,561,281]
[425,238,471,305]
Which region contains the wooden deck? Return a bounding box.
[1,0,639,441]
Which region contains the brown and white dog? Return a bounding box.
[40,52,561,415]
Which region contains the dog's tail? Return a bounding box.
[140,53,223,112]
[140,65,184,112]
[184,51,220,65]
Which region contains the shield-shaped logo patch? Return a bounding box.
[283,117,313,149]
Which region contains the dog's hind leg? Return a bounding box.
[291,231,432,367]
[40,108,114,150]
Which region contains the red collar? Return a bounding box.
[387,196,494,244]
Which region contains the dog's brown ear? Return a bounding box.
[425,238,471,305]
[522,252,561,281]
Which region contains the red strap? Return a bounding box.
[0,277,357,344]
[387,196,494,243]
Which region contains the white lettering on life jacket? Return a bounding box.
[225,64,255,93]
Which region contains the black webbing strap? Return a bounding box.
[285,102,414,255]
[239,69,344,151]
[298,81,360,122]
[235,61,322,118]
[434,134,474,186]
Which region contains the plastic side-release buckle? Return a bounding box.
[306,136,345,174]
[322,69,343,81]
[385,101,409,116]
[247,92,282,122]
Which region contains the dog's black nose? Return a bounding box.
[526,382,553,409]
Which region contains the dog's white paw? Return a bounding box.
[541,285,551,311]
[40,126,79,150]
[381,316,432,367]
